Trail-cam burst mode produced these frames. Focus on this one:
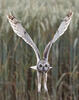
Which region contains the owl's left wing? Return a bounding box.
[7,14,40,63]
[43,12,73,61]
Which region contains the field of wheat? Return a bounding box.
[0,0,79,100]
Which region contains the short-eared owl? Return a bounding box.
[7,11,73,92]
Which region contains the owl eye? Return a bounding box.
[45,64,48,67]
[39,64,42,67]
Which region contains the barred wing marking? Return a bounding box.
[43,12,73,60]
[7,14,40,63]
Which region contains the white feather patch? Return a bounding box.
[30,66,37,70]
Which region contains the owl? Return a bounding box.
[7,11,73,92]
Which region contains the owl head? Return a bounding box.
[37,60,52,73]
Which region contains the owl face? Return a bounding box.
[37,60,50,73]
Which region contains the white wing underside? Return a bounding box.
[7,15,40,63]
[43,12,73,60]
[7,12,73,63]
[52,16,72,43]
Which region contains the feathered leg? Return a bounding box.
[37,71,42,92]
[43,73,48,92]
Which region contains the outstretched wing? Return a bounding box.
[7,14,40,63]
[43,12,73,60]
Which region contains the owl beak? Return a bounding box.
[43,67,44,71]
[30,65,37,70]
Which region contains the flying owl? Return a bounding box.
[7,11,73,92]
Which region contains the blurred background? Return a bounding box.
[0,0,79,100]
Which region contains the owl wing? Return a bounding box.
[43,12,73,61]
[7,14,40,63]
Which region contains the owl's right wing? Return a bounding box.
[7,14,40,63]
[43,12,73,61]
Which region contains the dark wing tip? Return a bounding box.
[7,14,15,20]
[7,14,19,24]
[67,11,73,18]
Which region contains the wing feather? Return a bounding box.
[43,12,73,60]
[7,14,40,63]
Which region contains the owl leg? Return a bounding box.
[37,71,42,92]
[43,73,48,92]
